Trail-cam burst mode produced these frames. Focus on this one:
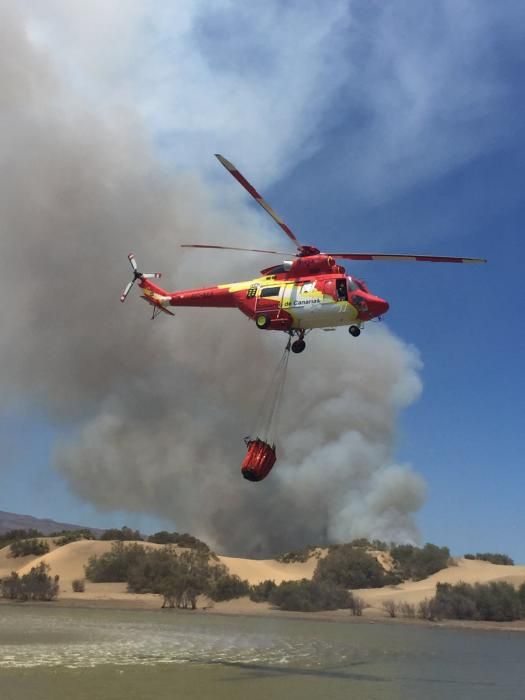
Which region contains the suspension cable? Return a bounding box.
[252,336,291,443]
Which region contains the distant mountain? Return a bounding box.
[0,510,103,536]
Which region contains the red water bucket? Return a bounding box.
[241,438,277,482]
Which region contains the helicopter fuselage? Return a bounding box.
[139,258,389,332]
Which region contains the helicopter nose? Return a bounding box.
[368,296,389,317]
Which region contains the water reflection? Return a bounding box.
[0,604,523,700]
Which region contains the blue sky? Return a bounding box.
[1,1,524,558]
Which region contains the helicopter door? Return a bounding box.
[255,284,283,312]
[320,278,346,303]
[336,278,348,301]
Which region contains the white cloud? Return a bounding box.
[19,0,524,206]
[21,0,351,185]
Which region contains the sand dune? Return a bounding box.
[2,539,524,617]
[16,540,163,583]
[218,555,318,585]
[0,538,59,578]
[355,558,525,612]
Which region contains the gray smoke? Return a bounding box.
[0,5,425,555]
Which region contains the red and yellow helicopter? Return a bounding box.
[121,154,486,353]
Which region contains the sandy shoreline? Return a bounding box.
[2,539,525,633]
[2,595,525,634]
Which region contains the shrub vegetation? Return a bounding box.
[268,579,353,612]
[420,581,522,622]
[1,563,59,601]
[249,579,277,602]
[9,539,50,558]
[100,526,143,541]
[277,546,317,563]
[54,529,95,546]
[84,542,247,608]
[0,529,44,549]
[347,538,389,551]
[147,531,212,554]
[382,599,398,618]
[208,573,250,601]
[314,544,394,588]
[464,553,514,566]
[85,542,146,582]
[390,543,451,581]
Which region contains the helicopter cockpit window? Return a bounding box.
[260,286,281,298]
[353,278,369,292]
[347,277,359,292]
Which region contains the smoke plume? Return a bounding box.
[0,5,425,555]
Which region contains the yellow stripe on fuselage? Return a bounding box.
[217,275,278,293]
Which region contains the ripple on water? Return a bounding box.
[0,612,368,670]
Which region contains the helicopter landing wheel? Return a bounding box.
[291,339,306,354]
[349,325,361,337]
[255,313,270,329]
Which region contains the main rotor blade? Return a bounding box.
[215,154,302,249]
[181,244,295,256]
[324,252,487,264]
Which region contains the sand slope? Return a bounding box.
[2,540,525,614]
[218,555,317,585]
[0,538,59,578]
[355,558,525,612]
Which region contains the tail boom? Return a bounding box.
[139,278,236,309]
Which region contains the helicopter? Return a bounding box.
[121,154,486,353]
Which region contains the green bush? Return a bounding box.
[1,572,21,599]
[54,529,95,546]
[464,553,514,566]
[277,546,315,563]
[398,602,416,618]
[0,529,44,548]
[430,581,522,622]
[100,526,143,541]
[249,579,277,602]
[158,550,215,609]
[127,548,182,593]
[390,543,450,581]
[85,542,146,582]
[147,531,181,545]
[1,563,59,601]
[9,538,50,558]
[314,545,391,588]
[269,579,353,612]
[72,579,85,592]
[382,599,398,618]
[209,574,250,601]
[85,542,231,609]
[147,531,211,554]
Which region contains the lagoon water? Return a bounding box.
[0,605,524,700]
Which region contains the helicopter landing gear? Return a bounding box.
[288,329,307,354]
[349,325,361,337]
[291,339,306,354]
[255,313,270,329]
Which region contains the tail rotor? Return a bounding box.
[120,253,162,302]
